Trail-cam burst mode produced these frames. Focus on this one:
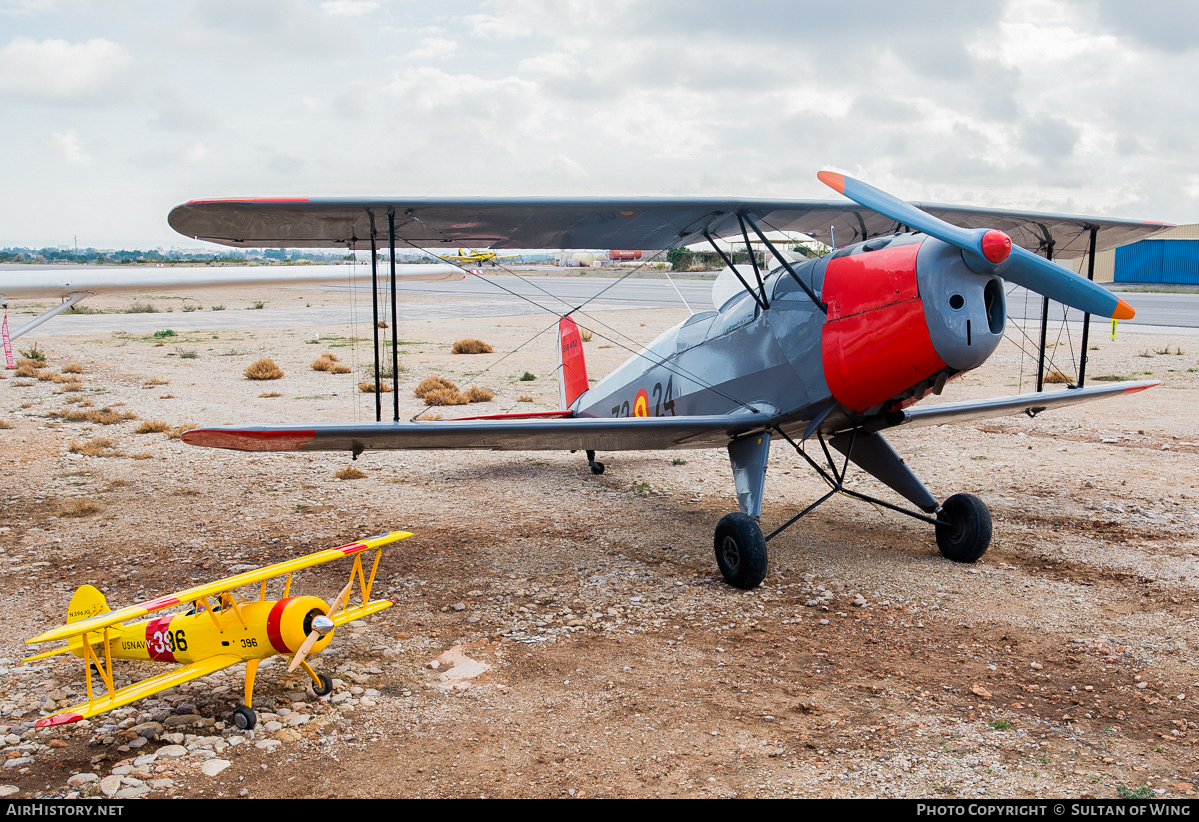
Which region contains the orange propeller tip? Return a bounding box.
[1113,297,1135,321]
[817,170,845,194]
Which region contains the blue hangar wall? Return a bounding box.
[1115,239,1199,284]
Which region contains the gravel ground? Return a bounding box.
[0,285,1197,799]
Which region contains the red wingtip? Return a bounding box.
[817,171,846,194]
[1113,298,1136,321]
[1123,382,1159,395]
[35,712,83,728]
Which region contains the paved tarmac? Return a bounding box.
[8,269,1197,338]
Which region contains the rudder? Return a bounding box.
[558,317,589,409]
[67,584,109,624]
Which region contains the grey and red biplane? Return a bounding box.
[169,173,1166,589]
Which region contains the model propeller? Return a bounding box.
[816,171,1135,321]
[287,578,353,673]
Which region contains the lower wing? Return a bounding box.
[35,654,243,727]
[181,413,768,453]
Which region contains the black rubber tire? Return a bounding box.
[713,512,768,590]
[232,706,257,731]
[589,461,605,475]
[935,493,992,563]
[312,673,334,698]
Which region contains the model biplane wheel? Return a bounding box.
[232,705,257,731]
[935,493,992,564]
[586,450,604,475]
[713,513,768,590]
[312,673,334,697]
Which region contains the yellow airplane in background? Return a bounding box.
[24,531,411,731]
[439,248,522,267]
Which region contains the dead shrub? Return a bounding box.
[452,338,494,355]
[61,498,102,518]
[423,387,469,406]
[39,371,80,383]
[1043,370,1072,384]
[335,467,366,480]
[61,363,83,374]
[0,420,11,429]
[142,377,170,388]
[62,407,138,425]
[68,438,124,458]
[167,423,195,440]
[414,411,443,421]
[64,395,90,405]
[15,360,41,378]
[359,381,393,393]
[579,328,593,342]
[518,395,534,402]
[134,420,171,434]
[172,488,201,496]
[11,380,34,387]
[105,479,132,490]
[159,394,175,399]
[259,391,283,398]
[414,375,458,398]
[53,380,84,393]
[131,453,154,460]
[465,386,494,403]
[245,358,284,380]
[311,352,351,373]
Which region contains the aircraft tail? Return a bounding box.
[24,585,117,662]
[558,317,589,409]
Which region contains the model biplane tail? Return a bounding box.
[558,316,590,410]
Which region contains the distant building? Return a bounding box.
[1068,225,1199,284]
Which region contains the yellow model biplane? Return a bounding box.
[24,531,410,731]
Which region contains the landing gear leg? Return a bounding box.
[233,657,260,730]
[586,449,604,475]
[301,659,334,697]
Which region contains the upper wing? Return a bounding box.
[864,380,1159,432]
[180,414,770,454]
[167,197,1172,259]
[28,532,412,645]
[34,654,243,727]
[0,264,463,300]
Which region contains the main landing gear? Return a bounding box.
[713,426,993,590]
[586,450,605,475]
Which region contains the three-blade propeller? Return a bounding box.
[287,579,353,673]
[816,171,1135,321]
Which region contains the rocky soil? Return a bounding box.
[0,284,1197,798]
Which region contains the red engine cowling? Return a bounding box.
[820,242,946,413]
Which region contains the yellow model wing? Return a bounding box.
[29,531,412,645]
[33,654,243,727]
[329,598,393,627]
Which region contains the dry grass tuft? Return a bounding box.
[414,375,458,398]
[422,387,470,406]
[167,423,195,440]
[245,358,284,380]
[64,395,89,405]
[62,407,138,425]
[0,420,12,429]
[131,453,154,460]
[134,420,171,434]
[15,360,42,378]
[61,363,83,374]
[414,411,443,421]
[53,380,84,393]
[259,391,283,398]
[452,338,494,355]
[311,352,352,374]
[11,380,34,387]
[172,488,201,496]
[39,370,81,383]
[106,479,132,489]
[465,385,495,403]
[579,328,593,342]
[68,438,124,458]
[142,377,170,388]
[1043,370,1073,384]
[335,467,367,480]
[518,395,535,402]
[359,381,393,393]
[159,394,175,399]
[60,498,102,518]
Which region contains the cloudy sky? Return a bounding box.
[2,0,1197,248]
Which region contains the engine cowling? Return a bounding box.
[820,237,1005,413]
[265,595,334,655]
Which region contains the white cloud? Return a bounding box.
[0,36,131,101]
[49,130,90,165]
[320,0,379,16]
[405,37,459,61]
[182,142,208,165]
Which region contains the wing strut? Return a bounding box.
[388,209,400,420]
[702,228,766,311]
[369,212,382,422]
[740,212,827,314]
[1077,227,1099,388]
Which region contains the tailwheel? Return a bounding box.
[311,673,334,698]
[713,512,768,590]
[935,493,992,563]
[231,705,257,731]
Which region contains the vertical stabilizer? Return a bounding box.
[558,317,589,409]
[67,584,109,624]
